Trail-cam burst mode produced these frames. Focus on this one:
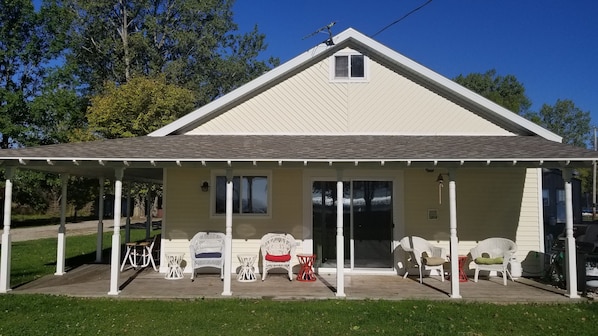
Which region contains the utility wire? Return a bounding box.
[371,0,433,38]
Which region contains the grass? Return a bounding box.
[1,230,598,335]
[0,295,597,335]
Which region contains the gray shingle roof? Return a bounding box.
[0,134,595,162]
[1,135,594,182]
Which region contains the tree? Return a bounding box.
[86,76,195,139]
[525,99,593,194]
[60,0,278,106]
[454,69,531,115]
[524,99,591,148]
[0,0,42,148]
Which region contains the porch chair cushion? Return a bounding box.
[474,257,503,265]
[265,253,292,262]
[195,252,222,259]
[423,256,447,266]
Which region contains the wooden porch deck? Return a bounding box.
[10,264,591,303]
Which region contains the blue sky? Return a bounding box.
[234,0,598,126]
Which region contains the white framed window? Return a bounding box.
[213,171,271,216]
[330,52,368,82]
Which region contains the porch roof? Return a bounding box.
[1,134,596,182]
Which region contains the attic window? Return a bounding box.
[331,52,368,81]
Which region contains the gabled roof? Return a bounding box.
[149,28,562,142]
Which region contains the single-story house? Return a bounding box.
[1,28,597,299]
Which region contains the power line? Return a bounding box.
[371,0,433,38]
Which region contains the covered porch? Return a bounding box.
[11,263,587,303]
[2,135,598,299]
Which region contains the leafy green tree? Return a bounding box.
[60,0,278,106]
[525,99,593,194]
[0,1,82,214]
[86,76,195,139]
[0,0,42,149]
[454,69,531,115]
[524,99,591,148]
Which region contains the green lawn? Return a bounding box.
[0,295,597,335]
[1,230,597,335]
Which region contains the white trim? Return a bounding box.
[536,169,546,254]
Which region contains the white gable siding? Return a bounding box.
[187,56,513,136]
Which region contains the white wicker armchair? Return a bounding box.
[399,236,448,283]
[469,237,517,286]
[260,233,296,281]
[189,232,225,281]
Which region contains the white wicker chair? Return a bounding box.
[260,233,296,281]
[399,236,448,283]
[189,232,225,281]
[469,237,517,286]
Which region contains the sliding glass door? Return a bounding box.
[312,180,393,270]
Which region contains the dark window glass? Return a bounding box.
[350,55,364,77]
[215,176,268,214]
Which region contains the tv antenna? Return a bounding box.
[303,21,336,46]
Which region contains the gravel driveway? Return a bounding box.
[3,219,140,242]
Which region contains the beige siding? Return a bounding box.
[187,56,512,136]
[402,168,542,275]
[161,168,304,273]
[162,166,542,276]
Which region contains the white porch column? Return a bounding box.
[0,167,15,293]
[447,169,461,299]
[335,171,345,297]
[125,183,131,243]
[222,169,233,296]
[145,187,152,239]
[563,169,579,298]
[96,177,105,262]
[108,168,124,295]
[55,174,69,275]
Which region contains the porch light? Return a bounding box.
[201,181,210,192]
[436,174,444,183]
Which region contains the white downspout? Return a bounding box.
[125,183,131,243]
[96,177,105,262]
[0,167,15,293]
[336,171,345,297]
[222,169,233,296]
[448,169,461,299]
[563,169,579,298]
[55,174,68,275]
[108,168,124,295]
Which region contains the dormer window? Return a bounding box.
[330,51,368,82]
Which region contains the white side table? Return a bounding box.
[237,254,257,282]
[165,252,185,280]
